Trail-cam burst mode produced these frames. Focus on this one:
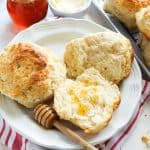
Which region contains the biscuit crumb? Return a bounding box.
[141,136,150,143]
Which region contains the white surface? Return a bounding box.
[0,18,142,149]
[0,1,149,150]
[122,99,150,150]
[0,144,7,150]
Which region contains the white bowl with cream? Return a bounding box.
[48,0,91,17]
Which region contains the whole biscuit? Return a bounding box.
[0,42,66,108]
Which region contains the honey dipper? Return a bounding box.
[33,104,98,150]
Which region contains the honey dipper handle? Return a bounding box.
[53,120,98,150]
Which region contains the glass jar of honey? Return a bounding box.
[7,0,48,28]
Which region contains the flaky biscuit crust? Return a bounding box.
[136,6,150,66]
[136,6,150,40]
[104,0,150,29]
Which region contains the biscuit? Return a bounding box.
[136,6,150,40]
[0,42,66,108]
[104,0,150,29]
[64,32,134,84]
[54,68,121,134]
[136,6,150,66]
[138,33,150,66]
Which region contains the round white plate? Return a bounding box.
[0,18,142,149]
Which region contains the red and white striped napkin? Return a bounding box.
[0,80,149,150]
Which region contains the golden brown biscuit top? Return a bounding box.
[6,43,52,86]
[8,42,48,70]
[136,6,150,39]
[122,0,150,12]
[0,42,63,108]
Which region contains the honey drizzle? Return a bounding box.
[68,85,99,116]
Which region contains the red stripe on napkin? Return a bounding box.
[12,133,23,150]
[25,139,28,150]
[142,82,148,94]
[5,128,12,146]
[0,119,5,138]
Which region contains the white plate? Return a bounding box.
[0,18,142,149]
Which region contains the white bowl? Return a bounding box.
[48,0,92,17]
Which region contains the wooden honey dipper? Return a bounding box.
[33,104,98,150]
